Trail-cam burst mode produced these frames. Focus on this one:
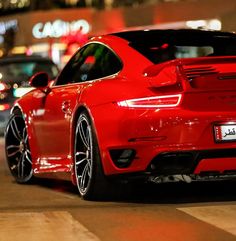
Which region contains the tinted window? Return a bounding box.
[132,44,215,64]
[113,30,236,64]
[56,43,122,85]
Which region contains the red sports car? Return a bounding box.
[5,29,236,200]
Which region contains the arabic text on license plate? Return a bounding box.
[214,125,236,141]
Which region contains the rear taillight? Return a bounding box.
[117,94,182,108]
[0,104,10,111]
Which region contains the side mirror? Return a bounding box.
[29,72,50,89]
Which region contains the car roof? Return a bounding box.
[111,29,236,44]
[0,55,55,64]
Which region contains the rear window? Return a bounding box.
[115,30,236,64]
[175,46,213,58]
[131,41,236,64]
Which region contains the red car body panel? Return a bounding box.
[11,29,236,185]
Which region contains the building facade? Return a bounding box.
[0,0,236,66]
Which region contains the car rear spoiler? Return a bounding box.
[143,56,236,89]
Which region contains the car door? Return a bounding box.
[31,43,105,166]
[32,84,81,162]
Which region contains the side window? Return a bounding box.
[99,47,123,77]
[55,43,122,86]
[55,44,93,85]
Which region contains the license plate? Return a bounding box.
[214,125,236,142]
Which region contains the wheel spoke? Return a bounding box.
[75,151,86,157]
[80,163,89,190]
[10,164,17,171]
[23,127,28,143]
[86,158,92,176]
[10,117,22,142]
[25,149,31,155]
[78,120,89,148]
[24,151,32,164]
[86,127,91,147]
[6,145,20,157]
[17,154,24,178]
[75,157,87,166]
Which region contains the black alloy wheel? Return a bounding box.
[5,112,33,183]
[74,111,109,200]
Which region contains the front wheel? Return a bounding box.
[74,111,110,200]
[5,112,33,183]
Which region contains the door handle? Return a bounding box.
[61,101,71,114]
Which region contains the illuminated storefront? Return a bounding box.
[32,19,90,39]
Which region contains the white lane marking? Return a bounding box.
[0,211,100,241]
[178,205,236,236]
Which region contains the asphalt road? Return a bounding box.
[1,137,236,241]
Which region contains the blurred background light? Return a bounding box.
[186,19,221,31]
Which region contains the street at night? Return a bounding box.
[1,1,236,240]
[1,138,236,241]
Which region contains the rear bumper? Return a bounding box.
[91,103,236,176]
[102,137,236,177]
[107,149,236,184]
[147,148,236,175]
[107,167,236,184]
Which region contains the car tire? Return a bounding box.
[5,111,33,183]
[74,111,111,200]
